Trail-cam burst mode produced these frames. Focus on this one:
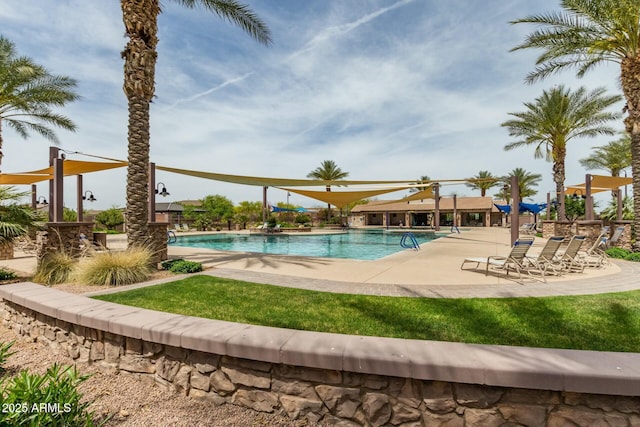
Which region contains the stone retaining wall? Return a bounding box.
[2,284,640,426]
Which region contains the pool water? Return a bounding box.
[170,229,437,260]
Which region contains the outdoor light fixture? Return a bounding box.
[83,191,97,202]
[37,196,48,205]
[572,189,586,201]
[155,182,170,197]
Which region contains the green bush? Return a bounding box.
[33,251,75,285]
[0,363,98,426]
[624,252,640,262]
[0,269,17,281]
[74,246,152,286]
[0,341,16,372]
[162,259,202,273]
[605,247,631,259]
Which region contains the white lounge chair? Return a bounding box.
[461,237,539,280]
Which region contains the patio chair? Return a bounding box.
[558,235,587,273]
[525,236,565,276]
[519,222,536,235]
[181,223,191,232]
[578,230,609,268]
[14,235,37,255]
[461,237,540,280]
[604,226,624,249]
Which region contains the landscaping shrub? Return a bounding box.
[605,247,631,259]
[161,259,202,273]
[0,341,16,372]
[74,246,152,286]
[625,252,640,262]
[33,251,75,285]
[0,269,17,281]
[0,363,98,426]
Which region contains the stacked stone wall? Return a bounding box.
[35,222,94,266]
[147,222,169,264]
[2,300,639,426]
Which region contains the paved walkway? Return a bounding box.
[4,227,639,299]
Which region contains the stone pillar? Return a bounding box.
[147,222,169,264]
[0,242,14,260]
[554,221,573,239]
[575,220,603,250]
[610,221,633,250]
[541,221,555,239]
[36,222,94,267]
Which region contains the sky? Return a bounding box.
[0,0,627,211]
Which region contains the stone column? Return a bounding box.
[575,220,603,249]
[554,221,573,239]
[541,221,555,239]
[147,222,169,264]
[36,222,94,267]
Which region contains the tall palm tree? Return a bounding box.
[501,85,621,220]
[579,133,632,177]
[495,168,542,204]
[306,160,349,221]
[121,1,271,246]
[465,170,500,197]
[510,0,640,243]
[0,36,78,171]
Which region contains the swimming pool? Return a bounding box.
[170,229,437,260]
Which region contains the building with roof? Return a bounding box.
[349,196,505,228]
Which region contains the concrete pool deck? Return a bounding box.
[2,227,638,298]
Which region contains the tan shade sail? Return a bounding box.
[279,187,409,208]
[566,174,632,195]
[156,165,413,187]
[0,160,127,185]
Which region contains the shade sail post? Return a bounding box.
[433,183,440,231]
[149,163,156,224]
[510,175,519,246]
[617,188,623,220]
[77,175,83,222]
[48,147,58,222]
[263,186,268,222]
[53,158,63,223]
[585,174,594,221]
[31,185,37,210]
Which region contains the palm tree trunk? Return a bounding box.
[0,119,3,172]
[121,0,159,246]
[621,57,640,249]
[553,158,566,221]
[326,185,331,222]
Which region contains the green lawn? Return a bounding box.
[92,275,640,352]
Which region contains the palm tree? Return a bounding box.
[510,0,640,244]
[495,168,542,204]
[306,160,349,221]
[121,1,271,246]
[465,170,500,197]
[409,175,431,193]
[501,85,621,220]
[579,133,632,177]
[0,36,79,171]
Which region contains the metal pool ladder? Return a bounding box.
[400,232,420,251]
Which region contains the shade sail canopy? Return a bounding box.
[0,160,127,185]
[519,202,546,214]
[566,175,632,195]
[157,165,413,187]
[494,204,511,214]
[279,187,409,208]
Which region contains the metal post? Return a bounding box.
[53,158,64,223]
[262,186,268,222]
[31,185,37,210]
[149,162,156,223]
[585,174,594,220]
[433,183,440,231]
[77,175,83,222]
[617,188,623,220]
[510,175,519,246]
[48,147,59,222]
[546,192,551,220]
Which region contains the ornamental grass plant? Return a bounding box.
[74,246,153,286]
[33,251,75,285]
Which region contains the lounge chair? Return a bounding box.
[519,222,536,235]
[181,224,190,232]
[604,226,624,249]
[14,235,37,254]
[525,236,565,276]
[461,237,540,280]
[558,235,587,273]
[578,229,609,268]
